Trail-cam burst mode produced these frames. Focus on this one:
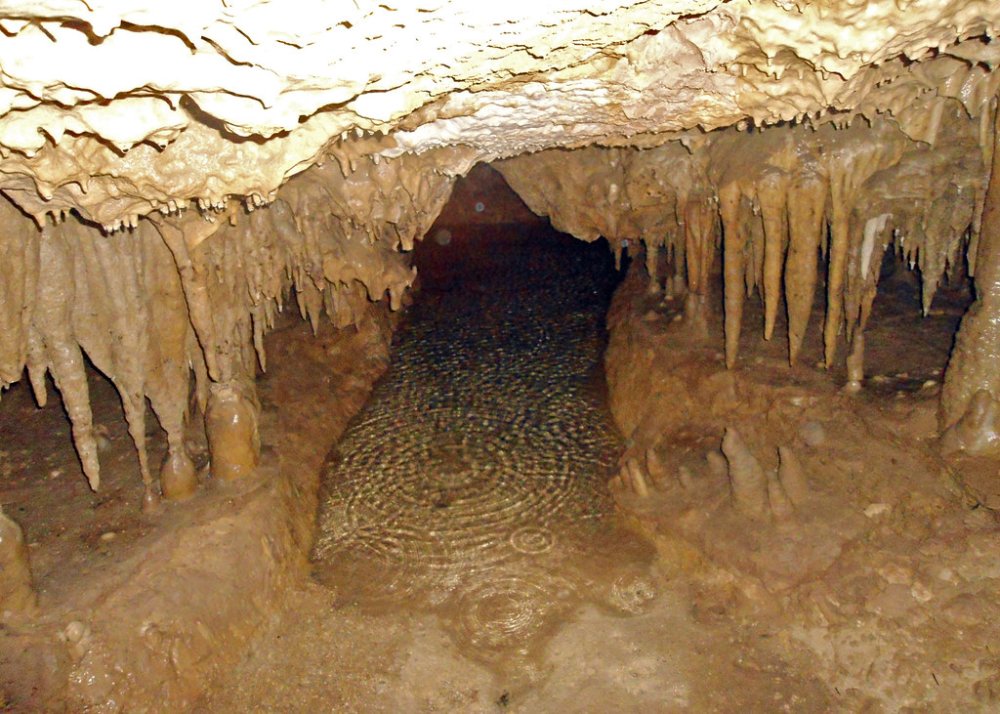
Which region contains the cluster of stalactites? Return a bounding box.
[497,100,990,386]
[0,148,462,505]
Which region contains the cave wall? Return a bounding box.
[1,2,1000,706]
[430,164,545,229]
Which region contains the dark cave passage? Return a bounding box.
[312,209,655,673]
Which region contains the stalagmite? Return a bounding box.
[160,447,199,501]
[625,458,651,498]
[940,390,1000,457]
[0,506,36,616]
[644,447,669,488]
[206,380,261,482]
[677,465,697,491]
[777,446,809,506]
[721,428,768,518]
[0,5,997,710]
[140,222,200,501]
[845,331,866,392]
[0,0,993,536]
[705,450,729,480]
[0,146,462,505]
[767,471,795,520]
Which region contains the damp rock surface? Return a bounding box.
[0,0,996,230]
[313,227,656,669]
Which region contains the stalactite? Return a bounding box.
[823,155,856,369]
[746,205,766,304]
[33,225,102,491]
[756,169,789,342]
[682,191,717,326]
[719,182,748,368]
[644,239,661,295]
[842,213,889,390]
[498,102,986,398]
[820,123,910,369]
[1,55,995,506]
[784,170,826,365]
[0,148,463,504]
[0,199,38,394]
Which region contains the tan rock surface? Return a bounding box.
[0,1,995,226]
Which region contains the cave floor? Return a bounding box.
[6,225,998,711]
[0,364,170,608]
[201,229,832,712]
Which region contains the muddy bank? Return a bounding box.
[1,305,393,711]
[604,255,1000,710]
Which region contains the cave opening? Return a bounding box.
[310,164,658,683]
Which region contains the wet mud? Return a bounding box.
[313,228,656,675]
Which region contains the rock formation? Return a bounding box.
[0,147,467,500]
[0,0,999,494]
[0,506,35,616]
[497,104,990,373]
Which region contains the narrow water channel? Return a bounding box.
[312,226,657,675]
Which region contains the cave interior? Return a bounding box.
[2,1,1000,710]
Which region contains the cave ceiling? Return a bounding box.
[0,0,997,229]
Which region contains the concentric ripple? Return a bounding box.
[313,232,656,664]
[510,526,555,555]
[457,570,573,652]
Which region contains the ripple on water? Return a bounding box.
[313,517,456,604]
[456,568,576,654]
[509,525,556,555]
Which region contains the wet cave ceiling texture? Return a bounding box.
[0,1,1000,504]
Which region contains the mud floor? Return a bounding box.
[202,228,834,712]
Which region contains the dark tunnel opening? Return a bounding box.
[309,163,656,679]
